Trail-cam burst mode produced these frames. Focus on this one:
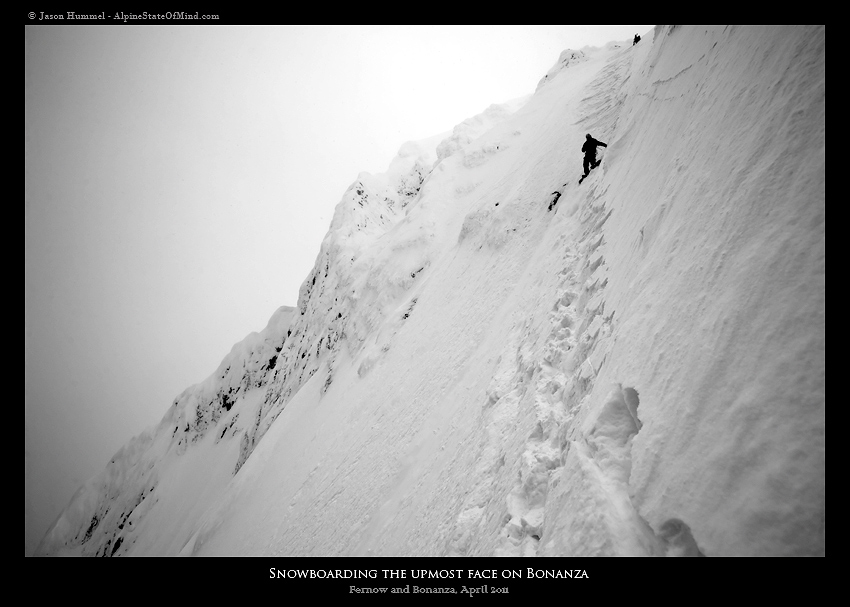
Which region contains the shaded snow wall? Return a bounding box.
[547,25,824,556]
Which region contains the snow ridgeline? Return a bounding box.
[38,25,824,557]
[34,90,524,556]
[34,305,298,556]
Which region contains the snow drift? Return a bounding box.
[36,25,824,557]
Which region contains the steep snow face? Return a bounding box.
[38,26,824,558]
[593,25,825,556]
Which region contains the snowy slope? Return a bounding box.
[35,305,297,556]
[37,26,824,557]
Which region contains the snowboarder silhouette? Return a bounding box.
[633,34,641,45]
[579,133,606,184]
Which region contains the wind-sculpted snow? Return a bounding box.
[436,98,529,162]
[34,428,157,556]
[35,306,297,556]
[536,49,590,91]
[235,139,450,473]
[39,26,823,557]
[174,305,296,446]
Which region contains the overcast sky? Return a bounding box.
[25,24,654,556]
